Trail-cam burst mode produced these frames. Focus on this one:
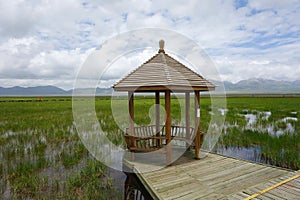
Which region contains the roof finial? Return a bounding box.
[158,39,165,53]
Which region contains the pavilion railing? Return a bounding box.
[124,125,205,152]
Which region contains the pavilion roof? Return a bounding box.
[113,40,216,92]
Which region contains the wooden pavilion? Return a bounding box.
[113,40,215,164]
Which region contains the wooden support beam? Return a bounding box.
[165,90,171,164]
[185,92,190,149]
[194,91,201,159]
[128,91,135,148]
[155,91,160,147]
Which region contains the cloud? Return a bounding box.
[249,60,270,65]
[0,35,93,89]
[28,48,90,78]
[0,1,36,39]
[0,0,300,89]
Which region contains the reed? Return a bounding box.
[0,97,121,198]
[0,96,299,198]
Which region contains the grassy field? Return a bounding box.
[216,97,300,169]
[0,96,299,198]
[0,97,122,199]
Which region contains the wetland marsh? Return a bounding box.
[0,96,299,198]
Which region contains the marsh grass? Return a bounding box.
[217,97,299,170]
[67,159,116,199]
[0,98,122,199]
[0,96,299,198]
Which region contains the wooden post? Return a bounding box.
[165,90,171,164]
[155,91,160,147]
[128,91,134,135]
[185,92,190,149]
[194,90,201,159]
[128,91,135,158]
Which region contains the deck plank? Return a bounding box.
[124,152,298,199]
[235,170,300,200]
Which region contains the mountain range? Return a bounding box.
[0,78,300,96]
[0,86,112,96]
[214,78,300,93]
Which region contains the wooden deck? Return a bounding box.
[123,151,299,199]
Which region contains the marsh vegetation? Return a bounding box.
[0,97,123,199]
[0,96,299,198]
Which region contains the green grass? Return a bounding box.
[218,97,300,169]
[0,97,122,199]
[67,159,115,199]
[0,96,299,197]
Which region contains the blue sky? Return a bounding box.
[0,0,299,89]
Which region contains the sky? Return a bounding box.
[0,0,300,90]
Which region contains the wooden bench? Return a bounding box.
[124,125,205,152]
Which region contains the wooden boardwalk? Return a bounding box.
[124,152,299,199]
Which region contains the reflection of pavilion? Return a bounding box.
[113,40,215,164]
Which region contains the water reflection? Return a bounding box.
[124,172,153,200]
[214,145,289,168]
[216,146,262,163]
[106,165,153,200]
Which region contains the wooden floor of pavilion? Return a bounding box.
[123,150,299,200]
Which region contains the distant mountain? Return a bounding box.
[0,86,113,96]
[214,78,300,93]
[0,86,67,96]
[0,78,299,96]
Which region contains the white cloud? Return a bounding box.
[248,0,300,10]
[249,60,270,65]
[0,35,93,89]
[0,0,300,89]
[28,48,89,78]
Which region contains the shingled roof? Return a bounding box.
[113,40,216,92]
